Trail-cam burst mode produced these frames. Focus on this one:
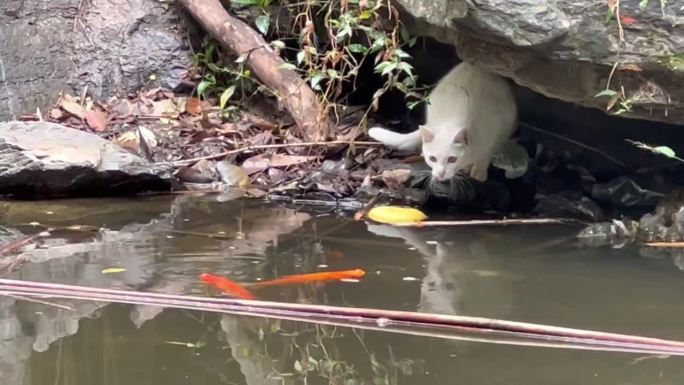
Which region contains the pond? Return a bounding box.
[2,194,684,385]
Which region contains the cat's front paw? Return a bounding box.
[469,162,489,182]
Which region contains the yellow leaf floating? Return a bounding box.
[102,268,127,274]
[366,206,427,224]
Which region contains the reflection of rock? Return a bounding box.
[0,195,315,377]
[0,298,32,385]
[0,122,172,198]
[220,316,291,385]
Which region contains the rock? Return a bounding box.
[396,0,684,125]
[0,0,191,120]
[0,121,172,198]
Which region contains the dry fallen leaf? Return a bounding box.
[58,97,86,119]
[619,63,643,72]
[113,131,139,152]
[50,108,64,120]
[102,268,127,274]
[84,109,107,132]
[381,168,411,189]
[248,131,274,146]
[242,153,318,175]
[186,97,203,116]
[242,113,277,131]
[153,99,179,118]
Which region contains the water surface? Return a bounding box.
[2,194,684,385]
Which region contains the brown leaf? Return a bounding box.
[58,98,86,119]
[241,154,271,175]
[241,153,318,175]
[248,131,274,146]
[84,109,107,132]
[152,99,179,118]
[381,169,411,189]
[113,131,140,152]
[618,63,643,72]
[186,97,203,116]
[242,113,276,131]
[50,108,64,120]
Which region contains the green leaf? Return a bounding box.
[594,89,618,98]
[294,360,303,372]
[336,25,353,41]
[220,86,236,110]
[396,61,414,75]
[347,44,367,53]
[326,69,340,79]
[229,0,261,7]
[278,62,297,70]
[358,9,374,20]
[371,37,386,51]
[400,25,411,43]
[653,146,676,158]
[639,0,649,9]
[394,49,411,59]
[296,50,306,64]
[206,62,223,73]
[255,14,270,35]
[309,72,324,91]
[197,79,212,98]
[374,61,391,74]
[102,268,127,274]
[381,62,398,76]
[270,40,285,50]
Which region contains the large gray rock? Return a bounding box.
[0,121,172,198]
[0,0,191,120]
[396,0,684,125]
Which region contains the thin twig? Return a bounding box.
[354,192,383,220]
[519,122,627,168]
[392,218,571,227]
[165,229,239,240]
[0,228,53,256]
[165,140,381,166]
[644,242,684,248]
[5,294,75,311]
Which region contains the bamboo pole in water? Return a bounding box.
[1,278,684,356]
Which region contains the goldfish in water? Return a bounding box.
[199,273,256,300]
[251,269,366,288]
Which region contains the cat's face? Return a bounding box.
[420,125,467,181]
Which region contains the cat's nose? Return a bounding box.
[434,170,447,180]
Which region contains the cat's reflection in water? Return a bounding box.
[366,223,513,319]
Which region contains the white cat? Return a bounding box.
[368,62,517,182]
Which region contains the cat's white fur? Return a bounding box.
[368,62,517,182]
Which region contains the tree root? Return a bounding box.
[179,0,334,141]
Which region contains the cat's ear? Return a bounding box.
[419,126,435,143]
[453,129,468,145]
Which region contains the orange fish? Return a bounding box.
[251,269,366,288]
[199,273,256,300]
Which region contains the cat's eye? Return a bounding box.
[428,156,437,162]
[447,156,458,163]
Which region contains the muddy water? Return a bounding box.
[2,195,684,385]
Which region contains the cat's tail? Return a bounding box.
[368,127,421,151]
